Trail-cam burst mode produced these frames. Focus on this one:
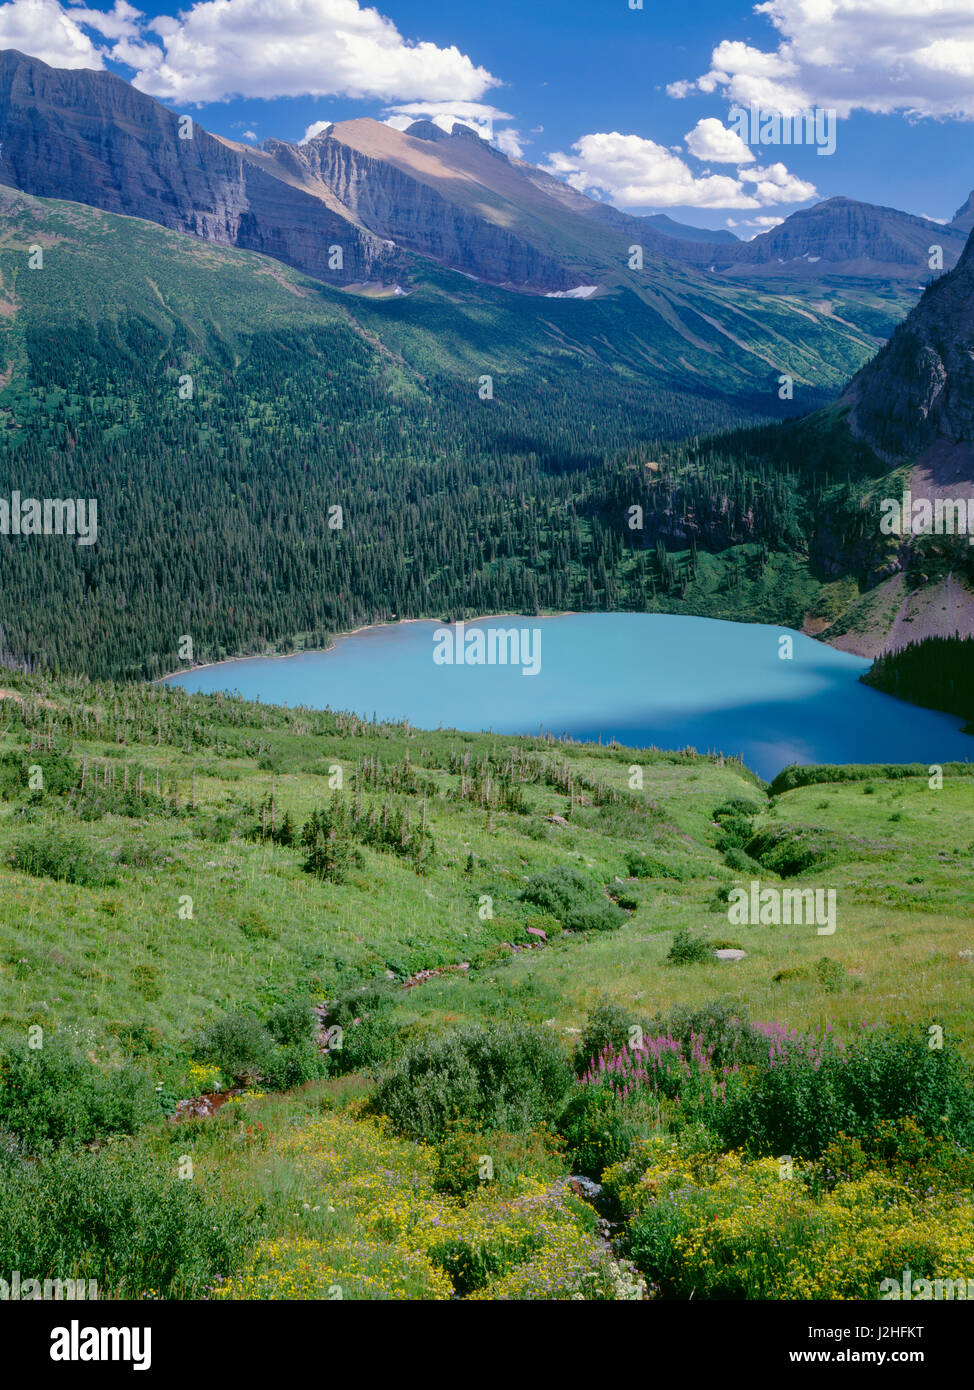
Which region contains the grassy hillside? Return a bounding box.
[1,674,972,1300]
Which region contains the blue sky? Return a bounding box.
[4,0,973,233]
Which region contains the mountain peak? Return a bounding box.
[404,119,487,145]
[404,119,449,142]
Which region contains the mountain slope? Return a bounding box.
[0,185,830,678]
[0,50,409,286]
[832,224,974,655]
[678,198,967,280]
[691,228,974,660]
[950,191,974,236]
[0,46,911,410]
[0,183,928,680]
[843,229,974,464]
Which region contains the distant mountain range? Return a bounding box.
[0,46,937,425]
[675,198,969,280]
[638,214,739,245]
[0,48,966,299]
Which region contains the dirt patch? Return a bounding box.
[171,1089,243,1121]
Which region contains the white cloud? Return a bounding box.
[68,1,141,40]
[243,128,257,140]
[684,117,755,163]
[739,161,816,203]
[727,214,786,238]
[124,0,499,105]
[0,0,104,67]
[543,131,815,210]
[0,0,500,105]
[300,120,334,143]
[669,0,974,119]
[493,128,524,158]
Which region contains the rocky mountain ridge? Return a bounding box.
[0,48,967,298]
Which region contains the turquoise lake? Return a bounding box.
[164,613,973,781]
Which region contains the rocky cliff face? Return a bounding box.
[0,49,399,283]
[843,230,974,464]
[296,124,577,290]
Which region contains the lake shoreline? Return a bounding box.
[155,609,586,684]
[161,611,973,780]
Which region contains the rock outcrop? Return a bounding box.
[843,229,974,464]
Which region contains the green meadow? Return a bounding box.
[1,672,972,1300]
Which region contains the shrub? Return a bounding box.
[519,866,601,916]
[259,1041,328,1091]
[0,1144,259,1298]
[815,957,846,993]
[723,847,762,873]
[327,1014,407,1077]
[265,998,317,1048]
[624,851,681,880]
[646,1001,768,1069]
[666,930,711,965]
[0,1034,159,1150]
[8,830,116,887]
[0,749,79,800]
[190,1010,277,1087]
[715,1028,974,1159]
[328,981,399,1031]
[563,900,626,933]
[558,1083,646,1178]
[713,798,763,818]
[714,814,754,850]
[0,1033,159,1151]
[573,1000,650,1074]
[373,1022,574,1142]
[111,839,168,869]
